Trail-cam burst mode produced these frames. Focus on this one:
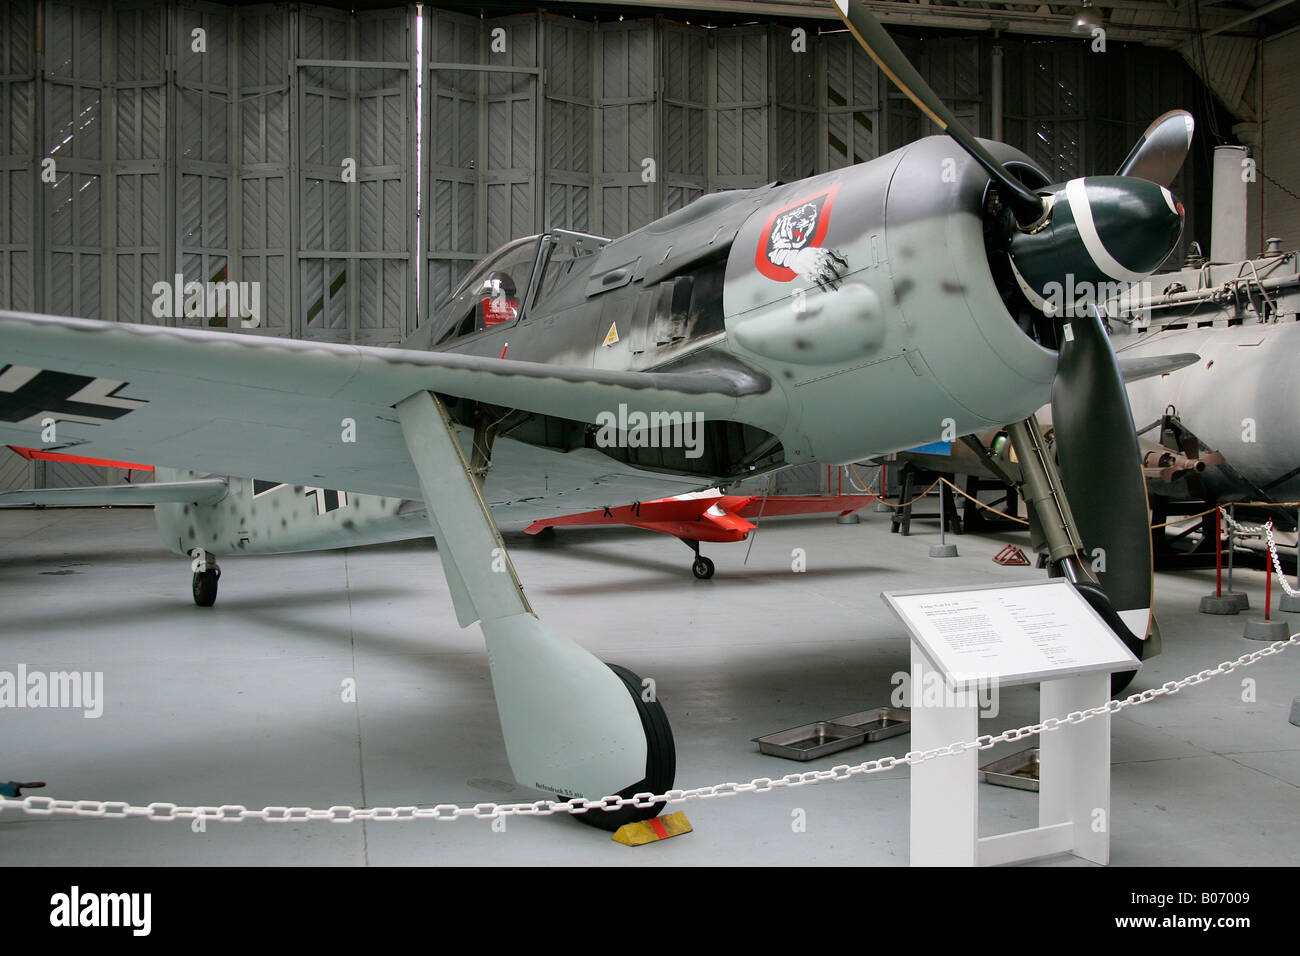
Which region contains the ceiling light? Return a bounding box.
[1072,0,1104,34]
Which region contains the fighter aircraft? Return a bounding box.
[0,0,1197,829]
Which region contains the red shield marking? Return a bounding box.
[754,182,842,282]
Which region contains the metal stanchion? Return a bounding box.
[1245,514,1289,640]
[836,466,860,524]
[1225,504,1249,610]
[1200,507,1240,614]
[874,463,891,512]
[929,481,958,558]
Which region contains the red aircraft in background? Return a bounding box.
[525,488,873,578]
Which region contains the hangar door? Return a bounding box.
[0,0,417,491]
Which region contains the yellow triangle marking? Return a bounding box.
[603,322,619,347]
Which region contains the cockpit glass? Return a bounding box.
[428,230,609,347]
[433,236,541,343]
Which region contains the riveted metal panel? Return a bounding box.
[236,3,292,337]
[298,4,414,345]
[0,0,38,318]
[43,1,108,319]
[596,20,656,236]
[661,23,706,212]
[173,2,233,333]
[0,448,35,494]
[1012,41,1086,182]
[422,7,484,321]
[297,3,351,341]
[484,15,539,251]
[111,1,167,326]
[712,27,768,191]
[824,32,880,169]
[771,23,818,184]
[542,15,593,233]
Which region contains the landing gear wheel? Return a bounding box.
[692,556,715,580]
[192,568,220,607]
[1110,641,1146,695]
[566,663,676,832]
[1070,580,1145,695]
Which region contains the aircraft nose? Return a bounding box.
[1065,176,1184,281]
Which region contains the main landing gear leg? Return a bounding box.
[395,391,674,830]
[1006,417,1147,693]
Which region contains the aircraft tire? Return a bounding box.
[1069,580,1146,696]
[692,556,715,580]
[566,662,676,832]
[192,568,219,607]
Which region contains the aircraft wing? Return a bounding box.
[524,495,754,532]
[0,310,781,501]
[1117,352,1199,383]
[0,478,227,508]
[734,493,873,517]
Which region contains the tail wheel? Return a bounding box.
[192,568,220,607]
[566,663,676,832]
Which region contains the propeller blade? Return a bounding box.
[1115,109,1195,186]
[832,0,1045,223]
[1051,308,1153,650]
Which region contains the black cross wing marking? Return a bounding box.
[304,487,346,514]
[0,366,147,425]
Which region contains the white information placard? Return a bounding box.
[883,579,1140,688]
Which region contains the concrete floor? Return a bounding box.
[1,504,1297,866]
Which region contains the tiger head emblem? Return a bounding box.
[757,185,841,281]
[768,203,821,268]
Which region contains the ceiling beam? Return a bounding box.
[1204,0,1300,36]
[543,0,1214,44]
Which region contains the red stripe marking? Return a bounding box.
[648,817,670,841]
[8,446,154,471]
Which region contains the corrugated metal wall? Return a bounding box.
[0,0,415,344]
[0,0,416,490]
[1261,30,1300,249]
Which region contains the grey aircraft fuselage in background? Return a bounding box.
[1110,249,1300,516]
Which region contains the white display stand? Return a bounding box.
[883,580,1140,867]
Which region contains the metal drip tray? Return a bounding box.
[980,747,1041,791]
[829,707,911,741]
[753,721,867,761]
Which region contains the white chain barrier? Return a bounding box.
[4,520,1297,827]
[3,637,1296,825]
[1264,520,1299,598]
[1219,506,1298,598]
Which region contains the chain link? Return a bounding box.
[1219,507,1298,598]
[1219,506,1269,538]
[1264,518,1299,598]
[3,631,1295,825]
